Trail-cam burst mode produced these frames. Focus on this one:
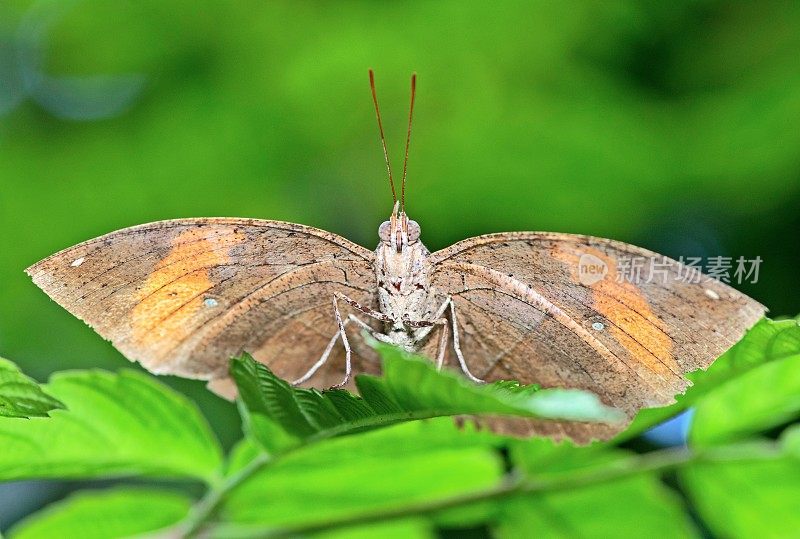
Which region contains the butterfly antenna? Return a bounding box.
[400,72,416,213]
[369,69,397,205]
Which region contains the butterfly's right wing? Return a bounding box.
[26,218,381,392]
[428,232,765,442]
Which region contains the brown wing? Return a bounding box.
[428,232,766,442]
[26,218,380,392]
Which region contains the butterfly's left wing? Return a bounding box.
[26,218,380,392]
[428,232,766,442]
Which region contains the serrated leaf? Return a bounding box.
[680,457,800,538]
[621,317,792,440]
[7,487,191,539]
[0,357,64,418]
[372,343,619,423]
[231,345,621,454]
[0,369,222,482]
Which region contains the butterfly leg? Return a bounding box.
[449,300,485,383]
[292,317,351,385]
[292,295,354,387]
[435,320,449,370]
[333,291,392,323]
[333,289,409,346]
[406,296,452,369]
[330,294,353,388]
[332,290,398,344]
[346,313,392,343]
[409,295,452,338]
[404,298,480,380]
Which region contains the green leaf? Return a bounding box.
[496,476,697,539]
[224,437,265,477]
[493,440,698,538]
[507,437,624,478]
[690,351,800,446]
[621,317,794,440]
[232,345,621,454]
[0,357,64,418]
[310,519,434,539]
[680,457,800,539]
[216,421,702,538]
[0,369,222,482]
[781,424,800,457]
[373,343,618,423]
[219,419,504,531]
[7,487,192,539]
[213,519,435,539]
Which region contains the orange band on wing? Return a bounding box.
[130,228,246,357]
[552,246,678,377]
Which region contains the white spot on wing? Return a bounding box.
[705,289,720,300]
[592,322,605,331]
[204,298,218,307]
[70,257,85,267]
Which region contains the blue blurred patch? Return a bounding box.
[643,408,695,447]
[1,0,146,121]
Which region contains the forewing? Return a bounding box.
[26,218,380,391]
[429,232,766,441]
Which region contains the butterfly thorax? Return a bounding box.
[374,215,437,350]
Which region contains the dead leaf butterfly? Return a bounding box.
[27,71,765,442]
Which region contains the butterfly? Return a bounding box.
[27,71,765,442]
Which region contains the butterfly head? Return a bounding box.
[370,70,421,253]
[379,201,420,253]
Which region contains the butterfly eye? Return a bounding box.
[378,221,392,242]
[407,220,421,242]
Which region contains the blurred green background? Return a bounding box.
[1,0,799,496]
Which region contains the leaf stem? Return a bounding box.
[176,412,454,537]
[206,440,782,538]
[178,452,272,538]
